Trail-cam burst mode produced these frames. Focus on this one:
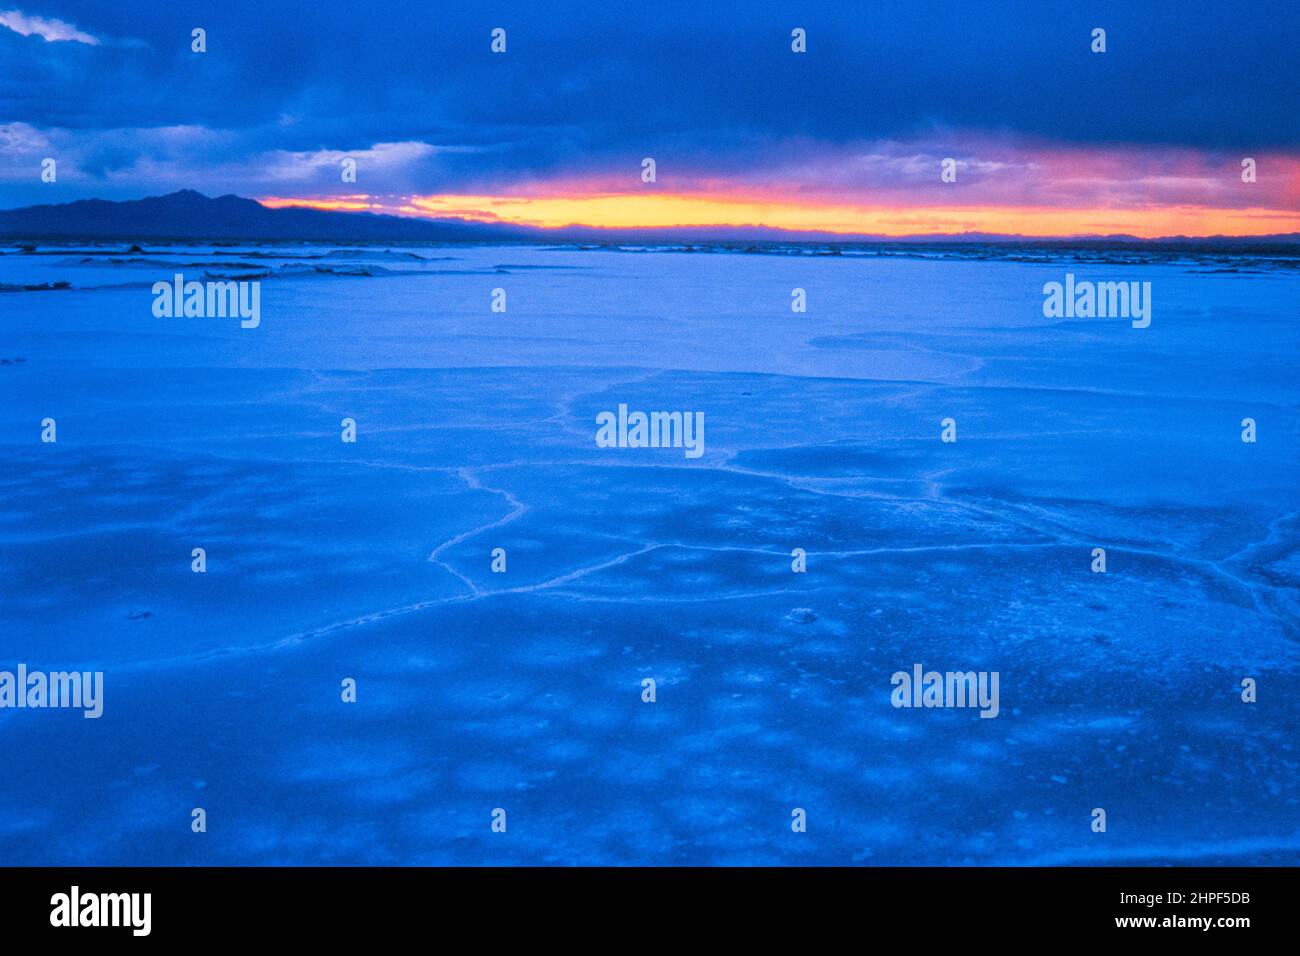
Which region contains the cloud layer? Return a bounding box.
[0,7,99,44]
[2,1,1298,235]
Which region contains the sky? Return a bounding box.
[1,0,1298,237]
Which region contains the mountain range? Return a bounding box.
[0,190,531,242]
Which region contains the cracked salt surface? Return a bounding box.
[0,244,1297,863]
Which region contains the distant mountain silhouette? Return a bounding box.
[0,190,534,241]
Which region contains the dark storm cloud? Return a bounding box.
[1,0,1297,205]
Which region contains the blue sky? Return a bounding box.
[2,1,1298,235]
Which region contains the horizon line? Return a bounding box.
[4,189,1300,245]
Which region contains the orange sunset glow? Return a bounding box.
[259,190,1300,239]
[256,142,1300,239]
